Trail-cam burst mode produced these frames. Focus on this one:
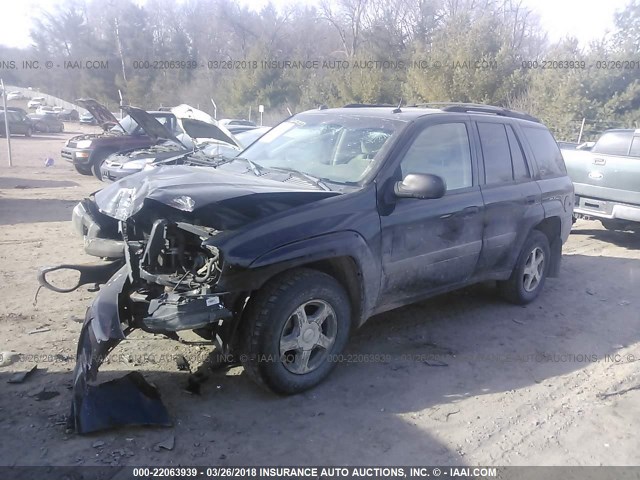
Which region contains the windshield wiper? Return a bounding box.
[266,166,331,191]
[212,156,262,176]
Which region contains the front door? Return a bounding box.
[379,119,484,306]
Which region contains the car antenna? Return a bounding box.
[392,99,402,114]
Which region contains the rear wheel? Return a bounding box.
[240,268,352,394]
[499,230,550,305]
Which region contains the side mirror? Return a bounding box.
[394,173,446,199]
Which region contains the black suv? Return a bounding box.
[40,104,573,433]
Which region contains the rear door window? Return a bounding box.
[521,126,567,178]
[477,123,513,185]
[506,126,530,180]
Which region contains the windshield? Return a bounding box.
[239,112,406,184]
[110,115,138,134]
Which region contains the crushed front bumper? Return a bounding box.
[69,265,172,433]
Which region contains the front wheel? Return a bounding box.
[74,163,93,176]
[91,150,114,180]
[240,268,352,394]
[499,230,550,305]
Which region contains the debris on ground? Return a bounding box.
[176,354,191,372]
[7,365,37,384]
[153,435,175,452]
[33,389,60,401]
[424,359,448,367]
[72,372,172,434]
[28,327,51,335]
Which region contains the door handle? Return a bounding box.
[461,206,480,216]
[440,206,480,219]
[525,195,536,205]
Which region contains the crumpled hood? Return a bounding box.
[94,165,339,229]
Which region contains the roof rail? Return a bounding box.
[412,102,541,123]
[343,103,395,108]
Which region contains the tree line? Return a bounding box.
[0,0,639,140]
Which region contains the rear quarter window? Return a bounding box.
[521,126,567,178]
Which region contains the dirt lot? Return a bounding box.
[0,128,639,467]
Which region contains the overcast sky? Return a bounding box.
[0,0,629,50]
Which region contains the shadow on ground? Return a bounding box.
[1,254,638,468]
[0,176,79,189]
[0,197,78,224]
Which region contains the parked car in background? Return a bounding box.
[7,91,26,101]
[27,97,46,109]
[36,105,56,115]
[39,104,574,432]
[79,112,97,125]
[234,126,271,147]
[63,99,184,177]
[577,141,595,151]
[28,112,65,133]
[57,108,80,121]
[557,141,579,150]
[219,118,256,128]
[0,107,33,136]
[101,105,241,181]
[225,124,260,134]
[564,129,640,231]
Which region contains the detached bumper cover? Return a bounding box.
[69,265,171,434]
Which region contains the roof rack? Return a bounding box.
[412,102,541,123]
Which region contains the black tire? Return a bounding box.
[91,150,114,180]
[74,163,93,176]
[600,219,623,231]
[498,230,551,305]
[240,268,352,394]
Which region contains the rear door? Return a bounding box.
[475,119,544,274]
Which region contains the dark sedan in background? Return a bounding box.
[29,112,65,133]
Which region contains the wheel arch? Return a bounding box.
[533,216,562,277]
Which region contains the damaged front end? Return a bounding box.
[39,201,238,433]
[39,166,334,433]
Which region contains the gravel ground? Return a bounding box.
[0,129,639,467]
